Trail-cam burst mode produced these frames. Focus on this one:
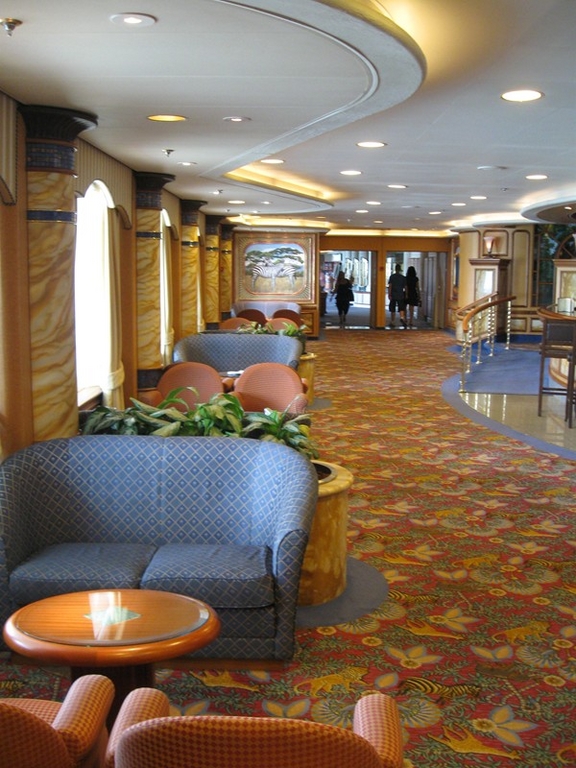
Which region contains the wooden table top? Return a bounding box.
[3,589,220,667]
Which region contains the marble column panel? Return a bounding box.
[220,225,233,314]
[204,217,221,324]
[180,201,205,337]
[27,171,78,440]
[136,209,162,369]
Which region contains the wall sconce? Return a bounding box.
[483,234,497,256]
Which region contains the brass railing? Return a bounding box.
[459,294,516,391]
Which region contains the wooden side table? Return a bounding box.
[3,589,220,723]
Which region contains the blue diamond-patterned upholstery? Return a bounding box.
[0,435,318,660]
[172,332,303,371]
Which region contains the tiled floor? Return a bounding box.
[460,391,576,456]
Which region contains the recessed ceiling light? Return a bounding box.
[387,184,407,189]
[501,89,543,102]
[261,201,271,205]
[477,165,507,171]
[110,13,157,27]
[470,195,487,200]
[228,200,245,204]
[340,170,362,176]
[451,202,466,207]
[366,201,381,205]
[147,114,186,122]
[261,158,284,164]
[357,141,387,148]
[356,209,369,213]
[223,116,251,122]
[428,211,442,215]
[177,161,196,167]
[526,174,548,180]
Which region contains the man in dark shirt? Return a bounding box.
[387,263,407,328]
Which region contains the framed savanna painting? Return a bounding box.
[234,232,316,301]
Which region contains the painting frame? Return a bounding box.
[234,231,316,302]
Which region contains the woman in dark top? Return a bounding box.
[332,270,354,328]
[405,265,421,328]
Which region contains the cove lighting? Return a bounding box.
[501,89,543,102]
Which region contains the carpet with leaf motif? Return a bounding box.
[2,330,575,767]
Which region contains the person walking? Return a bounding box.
[388,263,407,328]
[405,265,421,327]
[333,270,354,328]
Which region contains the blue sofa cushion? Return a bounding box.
[141,544,274,608]
[9,543,157,604]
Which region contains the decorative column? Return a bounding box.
[134,172,174,388]
[180,200,205,337]
[204,215,222,328]
[19,104,97,441]
[220,222,234,317]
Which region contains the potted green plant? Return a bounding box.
[81,390,319,459]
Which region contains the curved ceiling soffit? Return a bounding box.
[211,0,426,177]
[522,198,576,227]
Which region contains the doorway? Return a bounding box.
[320,250,374,329]
[386,251,447,329]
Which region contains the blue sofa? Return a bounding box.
[0,436,318,660]
[173,332,303,372]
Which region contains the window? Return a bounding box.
[74,181,124,407]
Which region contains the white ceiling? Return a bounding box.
[1,0,575,234]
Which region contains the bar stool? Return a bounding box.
[537,307,576,427]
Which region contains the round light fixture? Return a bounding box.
[223,116,251,122]
[110,13,157,27]
[357,141,387,148]
[147,114,186,122]
[501,89,543,102]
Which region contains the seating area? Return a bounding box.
[232,300,301,319]
[173,332,304,372]
[233,362,308,415]
[138,362,225,409]
[1,678,402,768]
[0,436,318,661]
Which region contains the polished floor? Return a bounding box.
[460,391,576,455]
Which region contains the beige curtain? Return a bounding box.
[102,207,125,408]
[160,211,175,365]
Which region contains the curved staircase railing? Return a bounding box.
[459,294,516,391]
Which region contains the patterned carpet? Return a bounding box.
[2,330,576,766]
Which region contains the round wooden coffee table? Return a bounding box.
[3,589,220,722]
